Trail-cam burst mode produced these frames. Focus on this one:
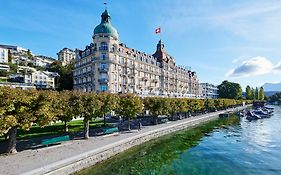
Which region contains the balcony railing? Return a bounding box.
[98,78,109,84]
[98,67,108,72]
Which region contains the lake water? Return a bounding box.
[77,106,281,175]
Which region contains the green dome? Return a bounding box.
[93,10,119,39]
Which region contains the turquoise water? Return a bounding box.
[77,106,281,175]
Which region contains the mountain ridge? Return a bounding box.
[262,82,281,92]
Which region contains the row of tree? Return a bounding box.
[245,86,265,100]
[0,87,252,153]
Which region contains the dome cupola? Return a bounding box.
[93,9,119,40]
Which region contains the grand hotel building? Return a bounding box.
[73,9,200,98]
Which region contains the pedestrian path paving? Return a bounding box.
[0,106,247,175]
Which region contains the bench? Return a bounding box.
[102,127,119,135]
[41,135,70,146]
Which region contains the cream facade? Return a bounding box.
[200,83,218,99]
[74,9,199,98]
[57,48,76,66]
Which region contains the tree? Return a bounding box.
[258,87,265,100]
[0,70,8,77]
[96,93,118,126]
[251,88,255,100]
[8,50,13,63]
[0,87,38,153]
[27,49,33,59]
[217,80,242,99]
[68,91,102,139]
[255,87,259,100]
[143,97,170,124]
[32,91,58,128]
[118,94,143,130]
[80,92,102,139]
[8,63,18,73]
[55,91,73,132]
[268,92,281,104]
[205,99,215,111]
[47,61,74,90]
[245,85,252,100]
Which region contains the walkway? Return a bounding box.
[0,106,248,175]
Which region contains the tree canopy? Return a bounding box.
[217,80,242,99]
[47,61,74,90]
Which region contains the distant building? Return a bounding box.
[200,83,218,99]
[0,44,31,65]
[0,82,36,90]
[57,48,76,66]
[9,66,58,89]
[73,9,200,97]
[0,44,28,53]
[30,70,58,89]
[34,55,56,68]
[0,64,9,72]
[0,46,8,64]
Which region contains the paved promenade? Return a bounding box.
[0,106,248,175]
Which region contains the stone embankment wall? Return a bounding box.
[24,105,249,175]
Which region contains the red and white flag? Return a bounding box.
[155,27,161,34]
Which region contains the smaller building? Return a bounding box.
[0,44,28,53]
[8,66,58,89]
[0,64,9,72]
[200,83,218,99]
[57,48,76,66]
[0,46,9,72]
[34,55,56,68]
[0,46,8,64]
[0,44,32,65]
[30,70,58,89]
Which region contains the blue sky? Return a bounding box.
[1,0,281,90]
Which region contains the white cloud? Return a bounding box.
[274,61,281,73]
[226,56,274,77]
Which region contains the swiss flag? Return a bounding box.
[155,27,161,34]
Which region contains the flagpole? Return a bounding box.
[159,26,161,41]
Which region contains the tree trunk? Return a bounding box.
[128,118,131,131]
[154,116,158,125]
[4,132,9,141]
[7,126,17,154]
[84,117,90,139]
[103,114,106,126]
[64,121,68,133]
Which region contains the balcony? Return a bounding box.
[98,78,109,84]
[98,67,108,73]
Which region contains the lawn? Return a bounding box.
[0,119,110,141]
